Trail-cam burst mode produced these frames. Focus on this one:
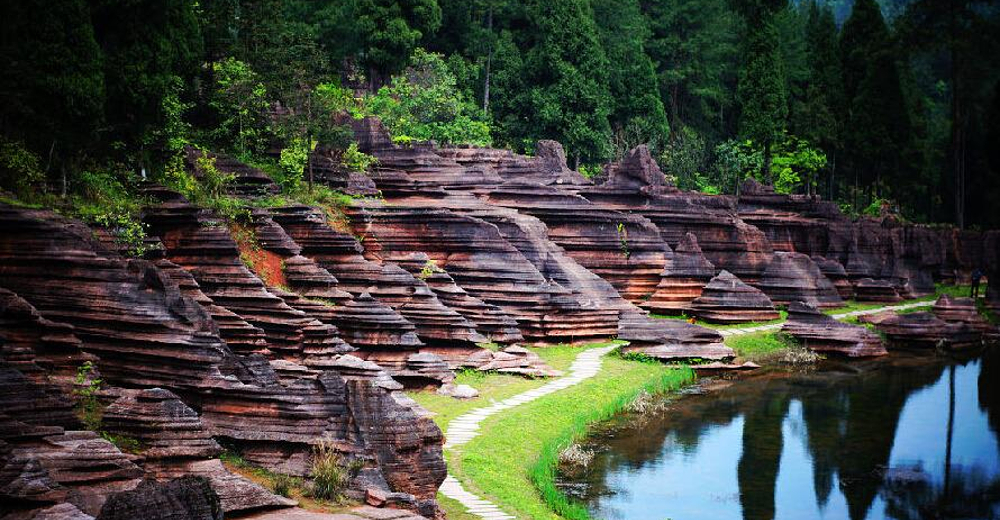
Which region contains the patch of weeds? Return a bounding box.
[309,441,362,502]
[616,222,630,260]
[73,361,103,431]
[418,258,443,280]
[557,444,594,477]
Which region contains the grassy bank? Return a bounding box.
[439,351,692,520]
[408,345,583,431]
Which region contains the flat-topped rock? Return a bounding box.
[854,277,903,303]
[95,476,222,520]
[617,312,732,361]
[689,271,780,324]
[874,311,981,350]
[782,302,887,357]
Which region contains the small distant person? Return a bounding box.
[971,268,983,298]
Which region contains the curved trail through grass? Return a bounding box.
[437,299,936,519]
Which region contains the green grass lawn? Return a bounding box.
[651,309,788,330]
[407,345,594,431]
[444,353,692,520]
[724,330,799,361]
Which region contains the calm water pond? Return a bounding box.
[560,350,1000,520]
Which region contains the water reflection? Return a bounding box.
[562,353,1000,520]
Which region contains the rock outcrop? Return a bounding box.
[873,312,981,350]
[782,302,887,357]
[757,251,843,308]
[689,271,781,324]
[642,233,716,314]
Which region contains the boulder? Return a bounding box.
[874,312,981,350]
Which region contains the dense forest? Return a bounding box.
[2,0,999,232]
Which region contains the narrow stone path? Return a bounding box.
[438,299,935,519]
[439,345,616,519]
[716,300,935,337]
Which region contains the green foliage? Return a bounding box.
[70,167,150,257]
[491,0,612,163]
[770,134,827,194]
[271,473,296,498]
[340,142,378,173]
[277,138,309,192]
[715,138,763,194]
[591,0,669,154]
[661,127,710,192]
[0,138,46,196]
[0,0,105,157]
[210,58,270,158]
[366,49,491,146]
[308,441,360,502]
[737,15,789,179]
[73,362,103,431]
[616,222,630,260]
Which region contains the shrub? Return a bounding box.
[340,142,377,173]
[0,138,45,196]
[73,361,103,431]
[365,48,491,147]
[309,441,352,501]
[271,473,296,498]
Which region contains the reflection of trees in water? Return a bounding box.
[880,464,1000,520]
[738,393,791,520]
[980,348,1000,455]
[570,357,1000,520]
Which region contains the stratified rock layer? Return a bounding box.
[690,271,781,324]
[642,233,716,314]
[782,302,887,357]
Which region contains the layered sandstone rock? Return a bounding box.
[185,147,279,198]
[617,313,732,361]
[873,312,981,350]
[853,278,903,303]
[641,233,716,314]
[689,271,781,324]
[932,295,997,337]
[482,182,671,304]
[811,256,855,300]
[95,476,222,520]
[461,346,562,378]
[757,251,843,308]
[0,204,447,512]
[781,302,887,357]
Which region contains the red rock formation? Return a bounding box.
[483,182,672,304]
[642,233,716,314]
[811,256,855,300]
[0,204,447,511]
[853,278,903,303]
[874,312,981,350]
[617,313,732,361]
[932,295,996,334]
[781,302,887,357]
[757,251,843,308]
[690,271,781,324]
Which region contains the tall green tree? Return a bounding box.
[591,0,669,156]
[643,0,739,138]
[0,0,105,176]
[840,0,910,206]
[734,0,788,184]
[794,1,844,199]
[90,0,203,156]
[897,0,998,228]
[491,0,612,164]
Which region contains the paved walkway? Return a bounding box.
[716,300,935,337]
[438,299,936,519]
[439,345,616,519]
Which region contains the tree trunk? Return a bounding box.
[763,140,773,186]
[483,6,493,113]
[950,0,965,229]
